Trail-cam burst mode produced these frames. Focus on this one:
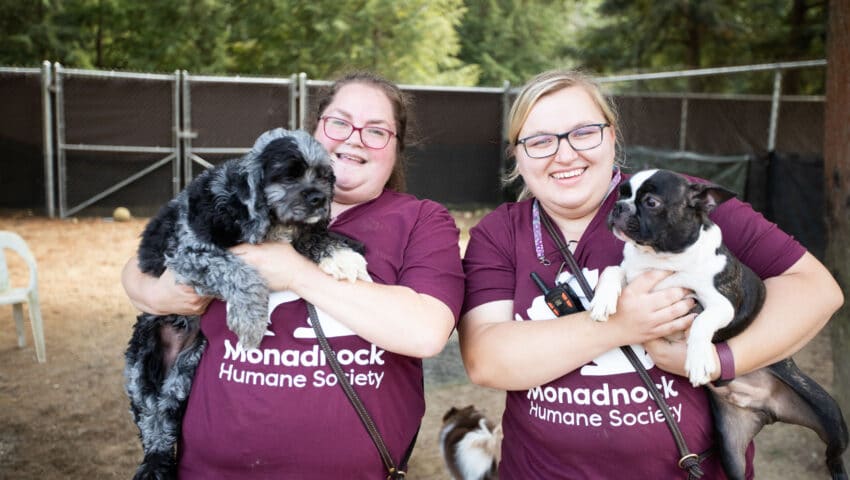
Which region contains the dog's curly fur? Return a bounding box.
[124,128,369,479]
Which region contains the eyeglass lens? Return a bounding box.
[323,117,392,149]
[523,124,606,158]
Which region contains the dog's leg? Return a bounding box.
[684,291,735,386]
[706,381,770,480]
[709,360,850,480]
[171,246,270,349]
[318,246,371,282]
[766,359,849,479]
[295,231,372,283]
[125,314,204,479]
[589,266,625,321]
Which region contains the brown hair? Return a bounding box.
[504,69,622,200]
[312,71,410,192]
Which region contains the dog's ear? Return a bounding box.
[687,182,737,213]
[443,407,459,422]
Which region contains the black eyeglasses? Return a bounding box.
[516,123,610,158]
[321,116,396,150]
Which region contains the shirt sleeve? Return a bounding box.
[710,198,806,278]
[397,200,466,322]
[461,206,518,316]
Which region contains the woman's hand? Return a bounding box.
[607,270,696,346]
[154,268,214,315]
[121,257,213,316]
[230,241,313,291]
[643,332,696,378]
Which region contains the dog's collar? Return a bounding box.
[533,168,621,265]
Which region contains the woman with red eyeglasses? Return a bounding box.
[121,72,464,478]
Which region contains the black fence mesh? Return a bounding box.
[57,72,177,215]
[0,70,44,210]
[0,68,828,257]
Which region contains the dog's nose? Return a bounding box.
[612,202,625,217]
[303,189,326,207]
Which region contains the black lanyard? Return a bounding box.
[307,303,412,479]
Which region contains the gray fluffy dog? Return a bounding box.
[124,128,369,479]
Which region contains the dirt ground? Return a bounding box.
[0,211,838,479]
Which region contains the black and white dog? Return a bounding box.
[589,169,848,479]
[440,405,501,480]
[124,128,369,479]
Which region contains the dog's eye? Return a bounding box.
[642,196,661,209]
[271,160,306,181]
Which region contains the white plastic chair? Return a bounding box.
[0,231,46,362]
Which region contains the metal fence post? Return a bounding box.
[499,80,515,202]
[172,70,181,195]
[180,70,199,186]
[289,73,298,130]
[41,61,54,218]
[298,72,308,130]
[500,80,511,175]
[54,63,67,218]
[678,97,689,151]
[768,70,783,152]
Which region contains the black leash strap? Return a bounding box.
[307,303,409,480]
[538,209,705,479]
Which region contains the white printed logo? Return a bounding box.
[267,290,356,339]
[519,267,656,376]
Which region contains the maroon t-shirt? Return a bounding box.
[462,173,805,479]
[179,190,465,479]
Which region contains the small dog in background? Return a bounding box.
[590,169,847,480]
[440,405,501,480]
[124,128,369,479]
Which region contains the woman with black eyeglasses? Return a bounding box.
[121,72,464,478]
[458,69,842,478]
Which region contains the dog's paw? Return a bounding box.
[226,303,269,350]
[589,267,623,321]
[134,451,177,480]
[588,296,616,322]
[590,283,620,322]
[319,248,371,283]
[685,340,717,386]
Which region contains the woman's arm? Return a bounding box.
[646,251,843,379]
[121,256,212,316]
[458,270,696,390]
[231,242,456,359]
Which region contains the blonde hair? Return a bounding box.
[504,69,622,200]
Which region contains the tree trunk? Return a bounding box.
[825,0,850,468]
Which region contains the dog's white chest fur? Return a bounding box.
[590,224,735,386]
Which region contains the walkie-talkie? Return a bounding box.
[530,271,584,317]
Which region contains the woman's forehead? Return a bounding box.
[325,83,395,126]
[522,86,603,133]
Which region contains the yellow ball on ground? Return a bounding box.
[113,207,132,222]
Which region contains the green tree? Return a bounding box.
[0,0,66,67]
[85,0,233,73]
[457,0,589,87]
[225,0,478,85]
[0,0,234,72]
[575,0,826,93]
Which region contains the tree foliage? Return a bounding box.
[456,0,581,87]
[0,0,476,85]
[0,0,828,92]
[223,0,478,85]
[574,0,828,93]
